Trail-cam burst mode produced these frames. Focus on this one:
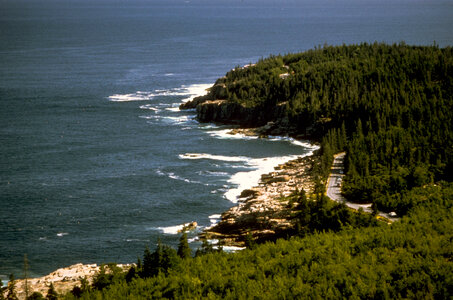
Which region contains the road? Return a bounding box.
[326,152,399,222]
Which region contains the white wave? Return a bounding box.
[179,153,250,162]
[157,222,199,235]
[108,82,210,103]
[224,155,296,202]
[199,124,225,130]
[207,129,258,140]
[108,92,153,102]
[157,225,184,235]
[197,170,229,177]
[139,115,160,120]
[139,104,159,111]
[162,115,194,124]
[165,107,181,112]
[168,173,198,184]
[268,136,319,150]
[56,232,69,237]
[224,146,318,203]
[208,214,222,228]
[140,114,195,125]
[125,238,150,242]
[180,83,212,102]
[156,169,209,185]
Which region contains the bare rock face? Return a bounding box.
[5,263,132,300]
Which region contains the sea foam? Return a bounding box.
[108,91,154,102]
[224,155,300,203]
[107,83,211,103]
[157,222,199,235]
[179,153,250,162]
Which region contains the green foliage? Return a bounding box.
[6,274,18,300]
[244,233,257,250]
[293,191,378,235]
[91,264,124,291]
[26,292,45,300]
[141,240,179,278]
[61,44,453,299]
[62,183,453,299]
[177,232,192,259]
[206,43,452,214]
[45,284,58,300]
[195,237,219,257]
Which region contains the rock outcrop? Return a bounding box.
[4,263,132,300]
[203,154,319,246]
[181,95,297,135]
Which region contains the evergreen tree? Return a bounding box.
[195,237,215,257]
[142,245,154,278]
[46,283,58,300]
[177,232,192,259]
[6,274,18,300]
[26,292,45,300]
[244,233,257,250]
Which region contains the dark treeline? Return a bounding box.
[9,43,449,299]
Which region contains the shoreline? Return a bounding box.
[203,127,320,246]
[2,263,132,300]
[5,89,319,299]
[4,131,318,299]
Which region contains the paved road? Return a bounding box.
[326,152,399,222]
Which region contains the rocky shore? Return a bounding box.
[181,92,321,246]
[204,147,319,246]
[3,263,131,300]
[5,93,320,299]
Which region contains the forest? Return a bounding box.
[207,42,452,215]
[3,43,451,299]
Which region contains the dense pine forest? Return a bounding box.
[4,43,451,299]
[205,42,452,215]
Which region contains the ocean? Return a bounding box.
[1,0,452,279]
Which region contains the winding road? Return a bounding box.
[326,152,399,222]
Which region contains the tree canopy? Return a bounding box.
[60,43,452,299]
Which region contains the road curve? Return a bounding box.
[326,152,399,222]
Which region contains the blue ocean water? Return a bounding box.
[1,0,452,279]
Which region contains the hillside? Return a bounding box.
[185,42,453,215]
[4,43,451,299]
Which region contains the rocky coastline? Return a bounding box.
[6,93,319,299]
[3,263,132,300]
[181,93,321,246]
[203,136,319,246]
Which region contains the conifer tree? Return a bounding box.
[6,274,18,300]
[142,246,154,278]
[46,283,58,300]
[177,232,191,259]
